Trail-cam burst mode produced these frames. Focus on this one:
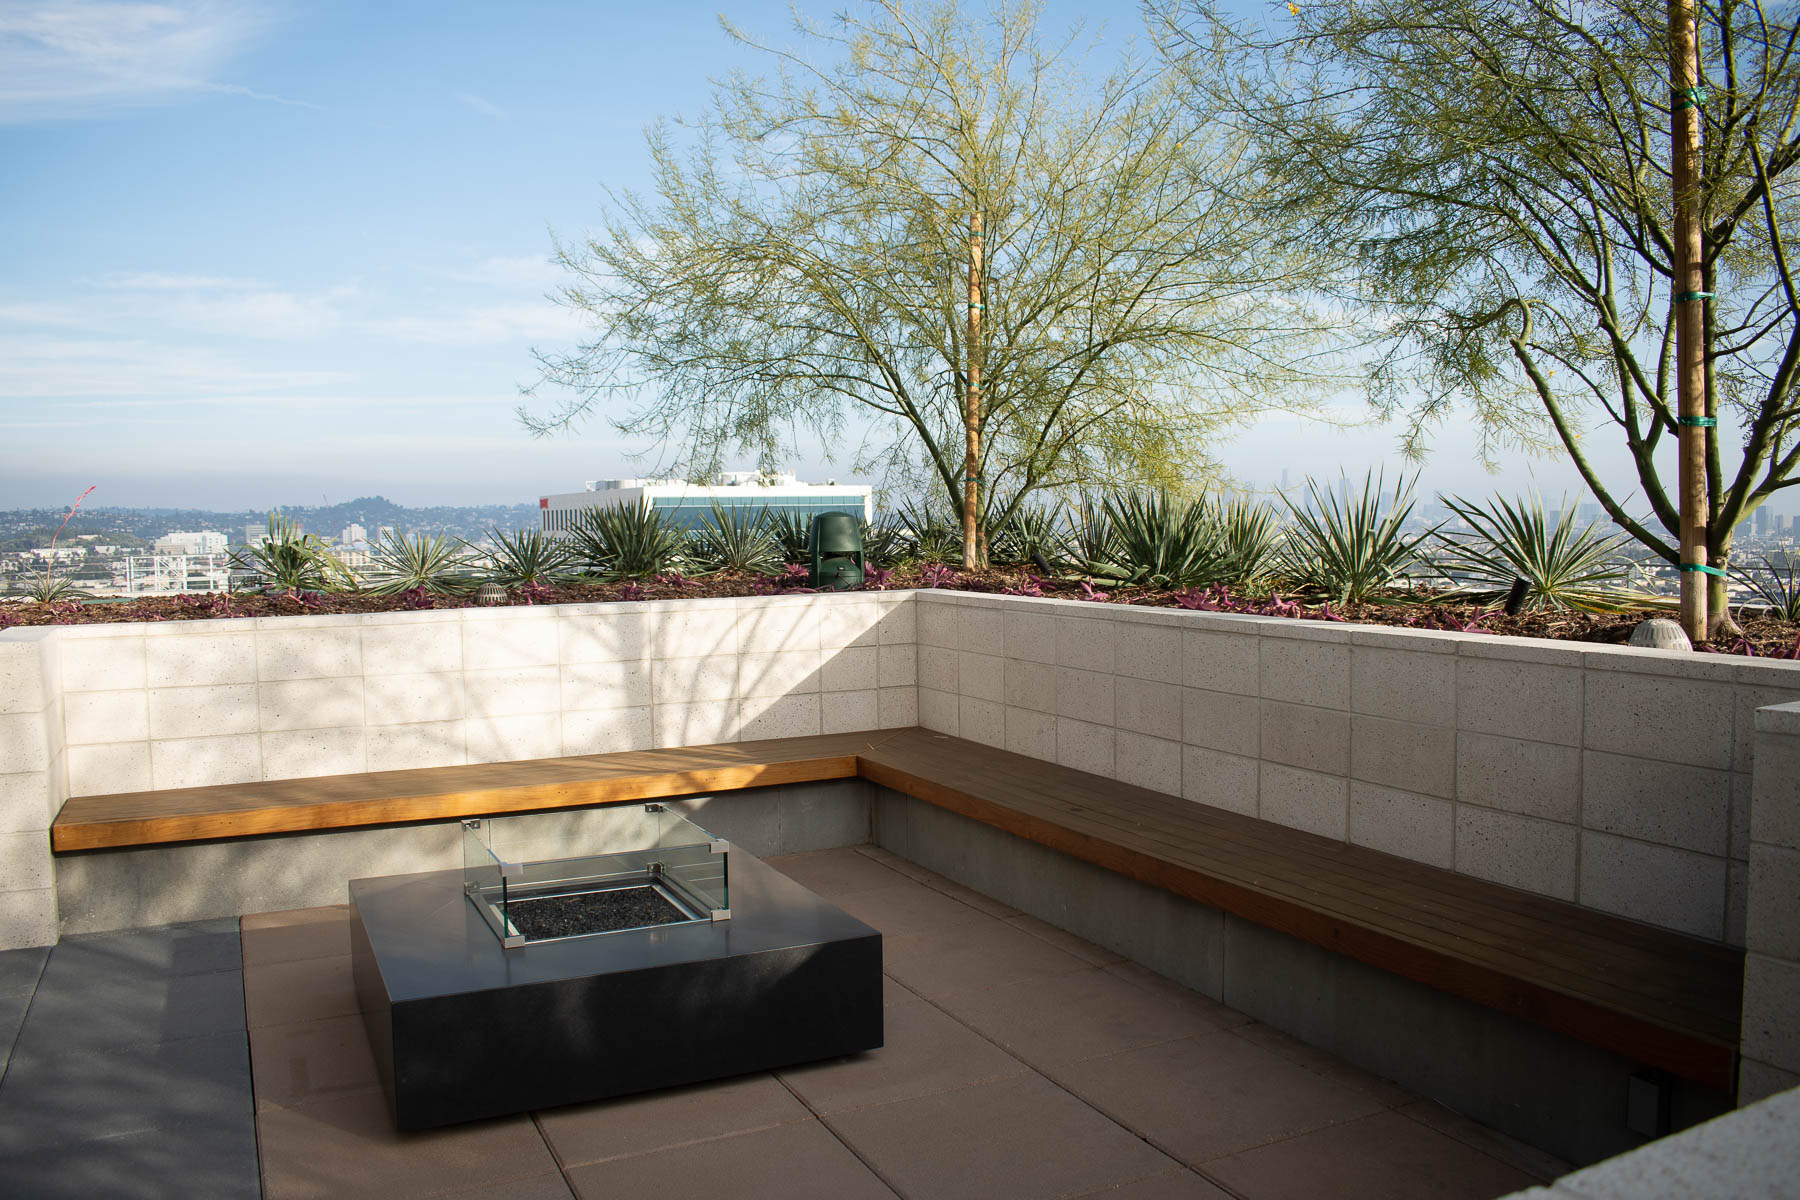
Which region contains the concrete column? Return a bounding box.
[1741,699,1800,1104]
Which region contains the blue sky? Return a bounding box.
[0,0,1768,517]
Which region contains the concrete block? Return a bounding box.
[461,613,560,671]
[649,654,739,705]
[1732,682,1800,774]
[649,605,739,659]
[1115,731,1180,794]
[1182,686,1258,758]
[63,690,149,746]
[820,646,878,693]
[150,734,261,789]
[1115,622,1182,685]
[557,610,650,664]
[1348,782,1455,868]
[1259,700,1350,775]
[254,628,361,682]
[1351,646,1455,727]
[876,600,916,646]
[1728,857,1749,949]
[651,701,740,749]
[1456,657,1581,747]
[1056,667,1115,724]
[877,643,916,688]
[1751,726,1800,851]
[1577,832,1725,939]
[60,636,146,693]
[144,684,256,741]
[1258,763,1348,839]
[1740,952,1800,1075]
[1350,715,1455,798]
[1455,732,1581,823]
[561,706,652,755]
[363,672,466,726]
[957,604,1006,653]
[0,642,44,716]
[918,600,959,649]
[1182,628,1259,696]
[1745,844,1800,960]
[365,721,469,772]
[878,687,918,728]
[1115,679,1181,742]
[360,623,462,677]
[1056,717,1114,777]
[737,649,822,698]
[917,645,958,693]
[817,599,881,649]
[261,726,366,781]
[462,666,561,717]
[919,688,958,734]
[1455,807,1577,900]
[1005,707,1057,760]
[1057,615,1116,674]
[958,697,1004,748]
[1737,1058,1800,1105]
[1732,772,1753,860]
[0,714,49,775]
[1004,610,1059,664]
[741,693,823,740]
[559,659,651,710]
[256,677,364,733]
[0,887,55,950]
[957,650,1006,703]
[468,712,567,762]
[1580,751,1731,855]
[1004,659,1057,713]
[1584,672,1734,769]
[1181,746,1258,815]
[821,689,880,734]
[1261,635,1350,709]
[0,773,51,833]
[64,744,149,798]
[0,829,50,892]
[737,601,821,654]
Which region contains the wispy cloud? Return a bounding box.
[0,335,350,399]
[433,254,562,291]
[455,91,504,119]
[0,1,314,122]
[93,271,268,291]
[370,302,583,346]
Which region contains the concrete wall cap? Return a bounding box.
[1754,700,1800,736]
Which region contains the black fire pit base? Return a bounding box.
[349,849,883,1130]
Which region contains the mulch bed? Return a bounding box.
[4,563,1796,659]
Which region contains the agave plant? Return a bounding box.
[1736,555,1800,622]
[567,504,688,580]
[989,502,1064,567]
[480,529,582,590]
[1210,497,1284,584]
[23,573,90,603]
[1086,490,1233,590]
[689,505,784,574]
[1434,495,1636,613]
[1279,474,1429,604]
[859,517,910,569]
[766,509,814,564]
[893,498,960,564]
[1060,493,1119,571]
[362,529,478,595]
[232,512,356,593]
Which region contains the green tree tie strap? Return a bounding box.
[1675,290,1715,303]
[1677,416,1717,427]
[1674,86,1708,110]
[1679,563,1728,577]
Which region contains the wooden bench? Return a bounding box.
[52,725,1742,1092]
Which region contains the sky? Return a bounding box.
[0,0,1786,518]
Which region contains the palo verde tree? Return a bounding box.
[526,0,1339,568]
[1157,0,1800,634]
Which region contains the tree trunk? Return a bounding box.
[1672,0,1709,643]
[963,209,983,572]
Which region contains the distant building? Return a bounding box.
[339,523,368,547]
[1755,508,1771,536]
[539,471,874,535]
[154,530,227,556]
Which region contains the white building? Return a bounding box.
[339,523,368,547]
[539,471,874,535]
[154,530,228,556]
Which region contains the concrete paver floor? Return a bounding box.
[0,845,1571,1199]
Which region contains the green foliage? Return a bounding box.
[766,510,814,565]
[989,503,1064,567]
[1061,494,1119,570]
[567,505,688,580]
[232,512,356,593]
[1279,474,1428,604]
[1211,497,1284,583]
[363,530,477,596]
[1736,556,1800,622]
[1079,491,1230,590]
[893,499,961,566]
[859,518,910,570]
[1435,496,1636,612]
[481,529,582,590]
[689,505,784,574]
[23,573,90,603]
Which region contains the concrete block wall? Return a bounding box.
[1741,700,1800,1104]
[0,630,61,947]
[915,590,1800,945]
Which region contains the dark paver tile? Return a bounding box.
[0,944,50,997]
[1102,960,1254,1028]
[250,1012,381,1111]
[256,1085,557,1200]
[442,1174,576,1200]
[934,965,1242,1069]
[1398,1100,1571,1184]
[538,1071,809,1168]
[566,1118,896,1200]
[765,846,913,897]
[58,917,242,976]
[1004,913,1127,966]
[1229,1021,1416,1110]
[1205,1109,1542,1200]
[825,1072,1174,1200]
[0,1028,253,1154]
[832,879,999,938]
[777,992,1026,1114]
[1070,1169,1236,1199]
[12,959,245,1055]
[0,1116,259,1200]
[244,953,359,1027]
[0,988,33,1082]
[242,905,353,966]
[882,915,1092,997]
[1048,1032,1386,1165]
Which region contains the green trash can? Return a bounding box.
[809,512,866,590]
